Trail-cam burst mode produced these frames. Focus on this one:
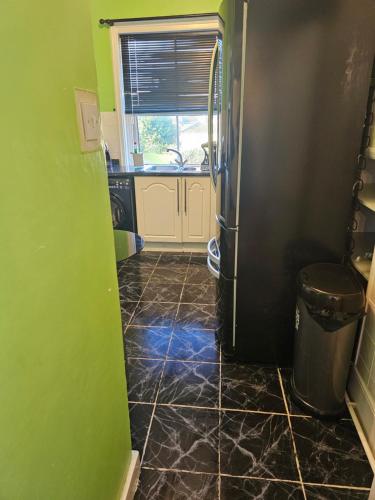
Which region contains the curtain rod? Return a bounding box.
[99,13,222,27]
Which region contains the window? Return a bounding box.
[137,115,211,165]
[119,29,219,166]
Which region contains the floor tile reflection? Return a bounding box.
[116,252,372,499]
[124,326,171,359]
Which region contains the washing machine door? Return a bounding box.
[110,192,127,229]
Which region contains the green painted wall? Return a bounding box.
[91,0,221,111]
[0,1,131,499]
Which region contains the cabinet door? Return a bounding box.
[135,177,182,242]
[182,177,211,243]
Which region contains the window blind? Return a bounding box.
[120,31,218,115]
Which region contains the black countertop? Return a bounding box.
[107,162,210,178]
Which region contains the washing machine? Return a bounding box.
[108,175,137,233]
[108,174,143,261]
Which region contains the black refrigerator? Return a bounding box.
[206,0,375,365]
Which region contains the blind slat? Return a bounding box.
[120,31,218,115]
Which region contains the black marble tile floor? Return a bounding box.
[117,252,373,499]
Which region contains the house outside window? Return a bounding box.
[112,22,221,167]
[137,115,210,165]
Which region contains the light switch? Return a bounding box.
[74,89,101,152]
[81,102,100,141]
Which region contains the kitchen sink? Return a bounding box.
[182,166,201,172]
[143,165,203,174]
[143,165,179,173]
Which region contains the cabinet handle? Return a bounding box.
[177,179,180,214]
[184,179,187,214]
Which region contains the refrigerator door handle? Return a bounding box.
[208,40,219,191]
[208,236,220,266]
[207,255,220,280]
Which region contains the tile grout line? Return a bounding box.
[127,400,290,415]
[218,340,222,499]
[220,473,301,485]
[137,253,166,466]
[143,283,215,288]
[122,255,161,331]
[277,368,307,500]
[125,300,219,306]
[139,360,167,466]
[140,252,189,467]
[143,300,216,306]
[128,393,352,419]
[162,253,191,362]
[139,465,372,491]
[141,465,216,477]
[125,375,335,419]
[138,465,296,483]
[303,482,372,492]
[172,254,190,330]
[127,356,221,365]
[127,325,217,333]
[128,400,154,405]
[177,253,191,308]
[129,322,217,330]
[125,301,219,306]
[128,281,212,287]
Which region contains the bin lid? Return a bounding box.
[298,263,365,316]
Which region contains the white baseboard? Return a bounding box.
[370,478,375,500]
[120,451,140,500]
[143,242,208,253]
[346,369,375,472]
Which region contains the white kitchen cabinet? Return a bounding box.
[135,176,212,244]
[182,177,211,243]
[135,177,182,242]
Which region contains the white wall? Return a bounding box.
[101,111,121,160]
[349,257,375,459]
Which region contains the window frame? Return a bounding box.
[110,16,222,168]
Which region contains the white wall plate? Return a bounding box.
[74,88,101,152]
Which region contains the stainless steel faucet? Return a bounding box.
[167,148,187,168]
